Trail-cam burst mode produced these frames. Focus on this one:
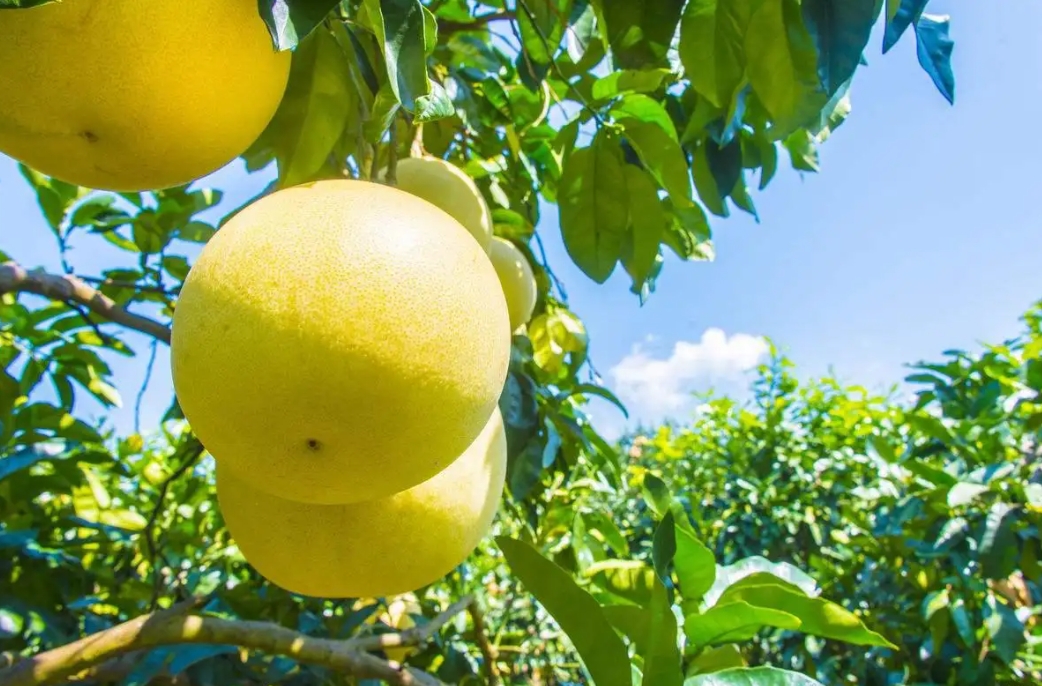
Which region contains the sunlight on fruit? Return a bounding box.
[0,0,290,191]
[171,179,511,504]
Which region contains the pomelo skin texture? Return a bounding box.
[389,156,493,251]
[216,408,508,599]
[0,0,290,191]
[171,179,511,504]
[489,237,538,331]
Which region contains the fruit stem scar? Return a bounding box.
[81,130,99,143]
[306,439,322,451]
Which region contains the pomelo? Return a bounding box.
[0,0,290,191]
[387,156,493,251]
[171,179,511,504]
[488,237,538,331]
[216,408,508,598]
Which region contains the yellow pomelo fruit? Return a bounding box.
[0,0,290,191]
[216,408,508,598]
[388,157,493,251]
[488,237,538,331]
[171,179,511,504]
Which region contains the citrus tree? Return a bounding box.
[0,1,962,685]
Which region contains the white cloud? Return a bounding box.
[608,328,769,424]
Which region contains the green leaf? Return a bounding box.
[914,14,955,105]
[685,600,801,647]
[558,131,629,283]
[599,0,686,69]
[883,0,929,52]
[979,502,1018,580]
[497,537,631,686]
[562,383,630,419]
[593,69,673,101]
[705,136,742,203]
[679,0,757,108]
[621,166,668,290]
[947,482,989,507]
[744,0,827,135]
[258,0,339,51]
[686,645,747,675]
[603,604,651,654]
[643,576,683,686]
[717,584,896,648]
[783,130,819,172]
[653,510,678,587]
[704,557,819,605]
[0,448,52,483]
[692,143,728,217]
[517,0,573,65]
[588,560,658,607]
[642,473,672,518]
[685,667,826,686]
[674,525,716,602]
[583,511,629,556]
[366,0,436,112]
[800,0,880,96]
[983,594,1026,665]
[246,25,354,188]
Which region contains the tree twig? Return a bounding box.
[0,595,479,686]
[0,261,171,345]
[467,599,500,686]
[143,436,205,610]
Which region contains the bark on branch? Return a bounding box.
[0,261,171,345]
[0,596,480,686]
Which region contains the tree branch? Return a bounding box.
[0,261,171,345]
[0,596,480,686]
[439,11,515,34]
[467,599,500,686]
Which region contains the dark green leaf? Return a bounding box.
[366,0,435,112]
[558,131,629,283]
[705,136,742,202]
[246,25,354,188]
[983,594,1026,665]
[258,0,339,51]
[497,537,631,686]
[745,0,827,135]
[642,473,672,518]
[979,502,1019,579]
[603,604,651,654]
[693,142,728,217]
[653,510,677,587]
[517,0,573,65]
[914,13,955,105]
[679,0,757,108]
[621,166,668,291]
[599,0,686,69]
[882,0,929,52]
[801,0,880,96]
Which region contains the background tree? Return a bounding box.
[0,1,1002,685]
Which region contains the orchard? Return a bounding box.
[4,1,1038,686]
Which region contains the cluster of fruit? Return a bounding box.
[173,163,537,599]
[0,1,540,599]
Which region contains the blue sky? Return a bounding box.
[4,0,1042,441]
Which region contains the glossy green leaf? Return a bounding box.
[587,560,658,607]
[558,131,629,283]
[593,69,673,101]
[801,0,880,96]
[643,576,683,686]
[718,584,896,648]
[245,26,354,188]
[517,0,573,65]
[679,0,757,108]
[599,0,686,69]
[685,600,802,647]
[497,537,631,686]
[366,0,443,114]
[687,644,747,675]
[258,0,339,51]
[745,0,827,134]
[674,525,716,602]
[882,0,929,52]
[914,14,955,105]
[685,667,826,686]
[621,166,668,291]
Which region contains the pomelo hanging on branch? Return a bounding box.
[384,156,494,252]
[489,236,539,331]
[216,408,508,598]
[171,179,511,505]
[0,0,290,191]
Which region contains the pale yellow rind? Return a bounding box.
[171,179,511,504]
[216,408,508,599]
[0,0,290,191]
[489,236,538,331]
